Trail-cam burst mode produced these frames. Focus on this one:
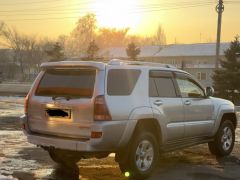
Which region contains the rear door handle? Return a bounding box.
[184,100,191,105]
[154,100,163,106]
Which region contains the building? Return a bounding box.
[151,43,230,87]
[99,45,163,59]
[99,43,230,87]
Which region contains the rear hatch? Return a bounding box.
[27,61,105,139]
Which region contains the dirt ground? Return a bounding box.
[0,96,240,180]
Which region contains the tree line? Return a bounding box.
[61,13,166,59]
[0,13,167,81]
[0,13,240,104]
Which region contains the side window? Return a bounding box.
[155,77,177,97]
[107,69,141,96]
[149,71,177,97]
[176,78,205,98]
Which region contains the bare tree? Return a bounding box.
[125,25,167,46]
[125,35,156,46]
[0,22,49,81]
[96,28,129,48]
[86,40,99,60]
[153,25,167,45]
[45,42,64,62]
[0,22,27,80]
[23,37,51,79]
[65,13,97,57]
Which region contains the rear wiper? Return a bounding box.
[52,96,75,101]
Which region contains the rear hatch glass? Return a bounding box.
[28,68,97,139]
[35,69,96,98]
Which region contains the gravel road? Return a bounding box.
[0,96,239,180]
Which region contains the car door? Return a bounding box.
[175,72,214,137]
[149,70,185,141]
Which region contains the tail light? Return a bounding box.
[94,95,112,121]
[91,131,103,138]
[24,94,29,114]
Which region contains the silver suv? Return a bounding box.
[21,59,237,179]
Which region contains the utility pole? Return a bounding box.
[215,0,224,69]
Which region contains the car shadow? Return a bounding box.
[216,155,240,166]
[12,171,36,180]
[17,147,123,180]
[149,145,240,180]
[44,165,80,180]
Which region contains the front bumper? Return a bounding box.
[20,115,127,152]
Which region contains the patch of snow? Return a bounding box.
[0,96,24,117]
[0,175,17,180]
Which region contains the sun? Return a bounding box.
[91,0,142,31]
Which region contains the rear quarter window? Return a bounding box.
[107,69,141,96]
[35,69,96,98]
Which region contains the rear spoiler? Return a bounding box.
[40,61,106,70]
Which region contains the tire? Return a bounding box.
[208,120,235,157]
[118,131,159,179]
[48,149,80,169]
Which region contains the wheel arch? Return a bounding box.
[132,118,162,145]
[115,118,162,163]
[220,113,237,129]
[213,105,237,135]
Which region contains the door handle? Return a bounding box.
[184,100,191,105]
[154,100,163,106]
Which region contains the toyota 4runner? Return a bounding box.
[21,59,238,179]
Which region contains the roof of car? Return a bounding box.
[107,59,188,71]
[40,60,106,70]
[40,59,189,75]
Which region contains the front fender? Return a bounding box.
[212,104,236,135]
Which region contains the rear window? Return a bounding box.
[107,69,141,96]
[35,69,96,98]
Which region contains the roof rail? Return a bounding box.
[108,59,176,68]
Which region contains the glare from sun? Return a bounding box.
[91,0,142,31]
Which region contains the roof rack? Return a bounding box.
[108,59,176,68]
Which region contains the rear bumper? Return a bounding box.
[20,115,127,152]
[27,133,91,151]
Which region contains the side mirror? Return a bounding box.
[206,87,214,97]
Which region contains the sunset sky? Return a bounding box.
[1,0,239,44]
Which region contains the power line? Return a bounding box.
[0,2,93,13]
[0,1,215,15]
[1,0,239,22]
[0,0,214,6]
[0,0,97,6]
[0,0,236,9]
[0,1,214,13]
[3,3,216,22]
[0,3,215,17]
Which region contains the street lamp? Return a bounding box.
[215,0,224,69]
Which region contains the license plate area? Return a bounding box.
[46,108,71,119]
